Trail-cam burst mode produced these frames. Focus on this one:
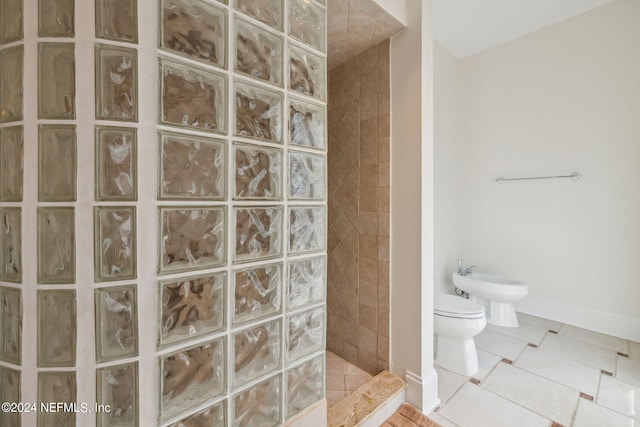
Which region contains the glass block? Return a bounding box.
[289,45,325,101]
[96,362,138,427]
[233,374,281,427]
[95,44,138,121]
[160,338,225,421]
[233,319,281,388]
[159,272,225,347]
[38,124,77,202]
[235,81,282,143]
[234,0,281,30]
[159,131,225,200]
[0,126,24,201]
[96,0,138,43]
[159,207,225,274]
[286,355,323,419]
[160,58,227,133]
[38,290,76,367]
[0,287,21,365]
[289,97,325,149]
[1,208,21,283]
[95,126,137,201]
[0,46,24,123]
[286,307,324,362]
[94,206,136,281]
[167,401,225,427]
[234,206,282,262]
[235,17,283,85]
[234,142,282,200]
[0,0,23,43]
[0,367,20,427]
[233,263,281,324]
[161,0,226,68]
[289,151,325,200]
[95,285,138,362]
[37,207,75,284]
[37,371,76,427]
[38,43,75,119]
[289,206,325,254]
[289,0,326,52]
[287,256,325,309]
[38,0,74,37]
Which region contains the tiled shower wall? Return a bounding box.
[327,41,390,375]
[0,0,327,425]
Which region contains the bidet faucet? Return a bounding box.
[456,259,475,276]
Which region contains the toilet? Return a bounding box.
[434,293,486,376]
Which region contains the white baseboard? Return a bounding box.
[405,369,440,413]
[516,296,640,342]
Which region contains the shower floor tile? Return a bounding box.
[325,350,373,408]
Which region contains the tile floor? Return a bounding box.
[430,313,640,427]
[326,350,374,408]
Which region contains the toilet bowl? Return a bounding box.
[434,293,486,376]
[453,273,528,327]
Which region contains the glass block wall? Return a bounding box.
[0,0,327,425]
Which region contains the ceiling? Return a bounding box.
[433,0,617,58]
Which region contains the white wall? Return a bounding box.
[436,0,640,340]
[390,0,439,412]
[434,42,463,295]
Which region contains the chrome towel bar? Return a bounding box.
[495,172,582,184]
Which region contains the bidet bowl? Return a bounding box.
[452,272,528,327]
[453,273,528,303]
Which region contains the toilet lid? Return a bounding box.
[434,293,484,318]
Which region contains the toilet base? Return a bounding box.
[435,334,479,376]
[470,296,519,328]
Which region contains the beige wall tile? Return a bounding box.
[378,187,390,212]
[378,335,389,362]
[378,311,389,338]
[359,264,378,304]
[328,37,391,374]
[378,285,389,313]
[378,261,389,287]
[359,211,378,235]
[378,137,390,162]
[358,349,379,375]
[378,237,389,261]
[359,186,378,211]
[360,304,378,331]
[360,234,378,259]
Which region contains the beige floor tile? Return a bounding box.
[434,366,468,405]
[629,340,640,361]
[517,312,562,332]
[514,346,601,396]
[559,324,629,354]
[475,349,502,381]
[474,329,528,361]
[616,355,640,387]
[481,363,579,426]
[327,370,346,391]
[572,399,634,427]
[486,321,549,345]
[539,333,617,373]
[438,382,549,427]
[428,411,459,427]
[327,389,346,408]
[345,372,373,391]
[597,374,640,420]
